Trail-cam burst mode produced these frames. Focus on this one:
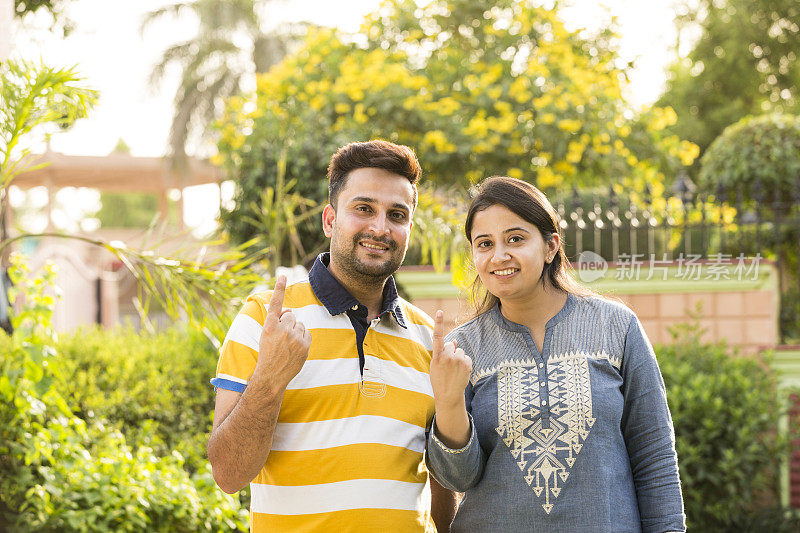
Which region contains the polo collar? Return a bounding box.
[308,253,407,328]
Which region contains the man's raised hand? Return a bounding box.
[255,275,312,391]
[429,310,472,409]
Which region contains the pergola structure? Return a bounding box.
[8,148,223,230]
[2,149,225,332]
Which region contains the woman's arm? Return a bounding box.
[620,315,686,533]
[426,389,486,492]
[426,312,487,492]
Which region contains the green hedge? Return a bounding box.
[0,330,247,532]
[0,255,247,531]
[658,322,798,531]
[54,326,218,472]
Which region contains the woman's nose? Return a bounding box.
[490,245,511,262]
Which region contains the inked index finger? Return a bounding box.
[433,310,444,357]
[266,275,287,326]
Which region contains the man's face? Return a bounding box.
[323,167,415,282]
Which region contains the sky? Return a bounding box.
[10,0,683,235]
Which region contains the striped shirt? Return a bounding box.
[211,254,436,532]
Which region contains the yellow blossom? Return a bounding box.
[553,160,575,175]
[557,119,581,133]
[422,130,457,153]
[678,140,700,166]
[540,113,556,124]
[353,104,368,124]
[509,142,527,155]
[537,166,563,188]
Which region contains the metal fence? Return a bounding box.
[551,174,800,343]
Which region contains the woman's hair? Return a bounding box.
[464,176,596,315]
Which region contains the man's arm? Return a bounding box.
[430,475,457,532]
[207,373,286,493]
[207,276,311,494]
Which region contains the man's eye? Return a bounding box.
[356,205,371,212]
[391,211,407,220]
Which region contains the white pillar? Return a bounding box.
[0,0,14,61]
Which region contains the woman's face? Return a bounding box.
[470,204,557,302]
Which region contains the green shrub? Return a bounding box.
[54,326,218,472]
[0,254,247,531]
[658,321,792,530]
[12,414,247,532]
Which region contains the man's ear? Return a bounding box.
[322,204,336,238]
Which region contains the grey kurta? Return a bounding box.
[426,294,685,533]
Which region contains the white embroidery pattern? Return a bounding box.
[494,351,615,514]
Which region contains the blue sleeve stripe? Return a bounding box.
[210,377,247,393]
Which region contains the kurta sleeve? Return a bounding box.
[425,381,487,492]
[620,314,686,533]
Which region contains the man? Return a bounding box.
[208,140,456,532]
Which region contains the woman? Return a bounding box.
[427,177,685,532]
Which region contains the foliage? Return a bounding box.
[0,254,248,531]
[658,0,800,160]
[780,286,800,343]
[408,185,467,273]
[96,192,160,228]
[143,0,308,172]
[54,325,218,473]
[699,113,800,205]
[0,232,266,344]
[216,0,698,247]
[14,0,68,20]
[658,319,789,530]
[0,59,97,191]
[221,149,325,267]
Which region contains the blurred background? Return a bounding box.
[2,0,800,530]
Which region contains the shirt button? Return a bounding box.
[540,382,546,387]
[538,363,544,368]
[541,400,547,406]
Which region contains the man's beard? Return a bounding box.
[334,232,406,281]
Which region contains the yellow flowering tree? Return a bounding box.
[217,0,698,248]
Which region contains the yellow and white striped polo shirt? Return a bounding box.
[212,277,436,532]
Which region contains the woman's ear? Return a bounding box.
[547,233,561,262]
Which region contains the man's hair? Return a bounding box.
[327,140,421,209]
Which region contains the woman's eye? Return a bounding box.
[509,235,523,243]
[476,240,491,248]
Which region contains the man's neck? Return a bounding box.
[327,260,387,321]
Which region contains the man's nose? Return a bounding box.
[368,213,390,235]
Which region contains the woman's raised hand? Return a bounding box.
[430,310,472,409]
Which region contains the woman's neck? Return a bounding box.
[498,284,568,331]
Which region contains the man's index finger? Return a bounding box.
[266,275,287,325]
